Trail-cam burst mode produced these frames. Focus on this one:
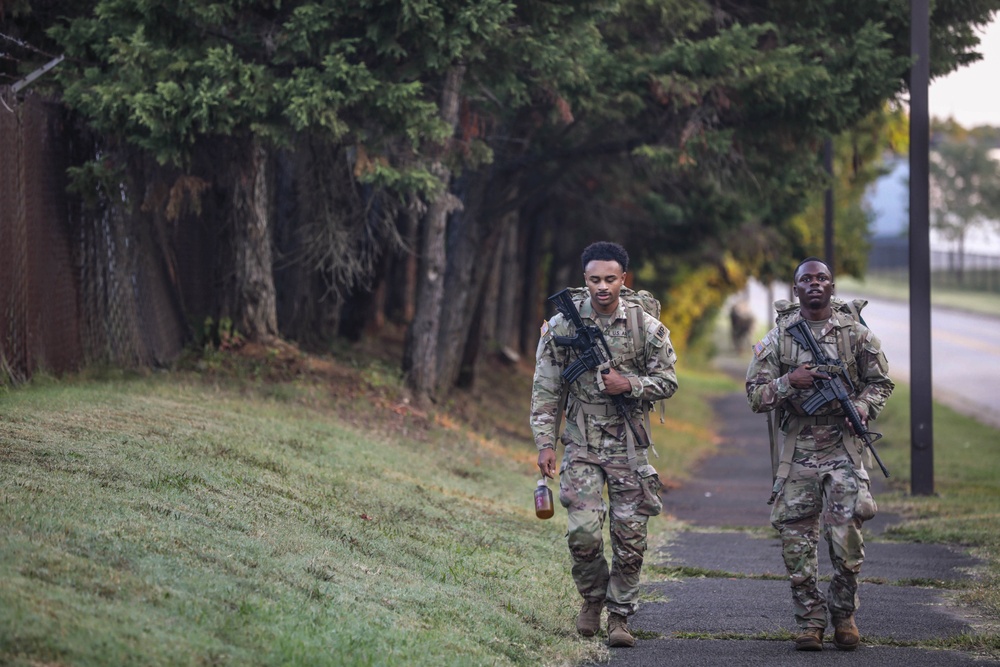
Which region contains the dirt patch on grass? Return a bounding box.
[177,330,535,451]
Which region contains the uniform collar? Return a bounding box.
[580,297,626,323]
[797,312,838,338]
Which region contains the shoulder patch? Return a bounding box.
[539,319,555,345]
[647,321,669,347]
[752,329,777,359]
[862,328,881,353]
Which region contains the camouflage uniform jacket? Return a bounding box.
[746,310,894,453]
[530,296,678,451]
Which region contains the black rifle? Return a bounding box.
[548,289,648,447]
[786,319,890,478]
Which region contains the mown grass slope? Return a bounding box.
[4,329,999,665]
[0,338,733,667]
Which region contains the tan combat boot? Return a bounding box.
[833,615,860,651]
[607,612,635,647]
[794,627,824,651]
[576,599,603,637]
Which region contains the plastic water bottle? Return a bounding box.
[534,478,554,519]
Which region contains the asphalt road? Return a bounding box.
[743,281,1000,428]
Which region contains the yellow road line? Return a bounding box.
[933,328,1000,355]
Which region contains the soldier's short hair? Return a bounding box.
[793,257,833,281]
[581,242,629,273]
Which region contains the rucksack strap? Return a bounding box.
[626,302,665,444]
[780,323,795,369]
[552,383,570,446]
[627,304,643,354]
[828,311,861,389]
[768,407,784,480]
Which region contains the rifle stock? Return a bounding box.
[786,320,890,478]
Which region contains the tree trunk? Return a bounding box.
[456,279,488,389]
[273,148,339,348]
[544,205,574,300]
[405,65,466,402]
[519,206,546,356]
[339,253,388,341]
[221,135,278,341]
[478,231,503,355]
[383,203,419,326]
[436,169,518,393]
[493,214,520,354]
[455,214,522,388]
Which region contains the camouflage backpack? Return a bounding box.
[566,285,662,353]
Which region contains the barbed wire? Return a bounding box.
[0,31,58,59]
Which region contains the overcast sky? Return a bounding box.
[928,17,1000,128]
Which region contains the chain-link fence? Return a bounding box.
[1,92,83,382]
[1,92,187,385]
[868,236,1000,293]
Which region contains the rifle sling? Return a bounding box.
[594,354,636,391]
[810,364,846,375]
[552,384,570,451]
[768,408,782,480]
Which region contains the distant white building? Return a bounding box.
[865,153,1000,257]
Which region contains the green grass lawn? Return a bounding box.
[1,373,563,666]
[872,382,1000,636]
[838,274,1000,316]
[2,337,998,665]
[819,280,1000,623]
[0,348,733,667]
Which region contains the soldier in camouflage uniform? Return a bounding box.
[746,258,894,652]
[530,241,678,648]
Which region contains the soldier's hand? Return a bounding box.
[845,401,870,436]
[537,448,557,479]
[600,367,632,395]
[788,364,829,390]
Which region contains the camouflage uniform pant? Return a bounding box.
[770,445,869,629]
[559,440,662,617]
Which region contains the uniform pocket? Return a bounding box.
[636,464,663,516]
[852,468,878,521]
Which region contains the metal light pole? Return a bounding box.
[823,138,835,270]
[909,0,934,495]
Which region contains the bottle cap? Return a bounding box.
[537,478,547,486]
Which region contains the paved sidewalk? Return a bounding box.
[587,356,998,666]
